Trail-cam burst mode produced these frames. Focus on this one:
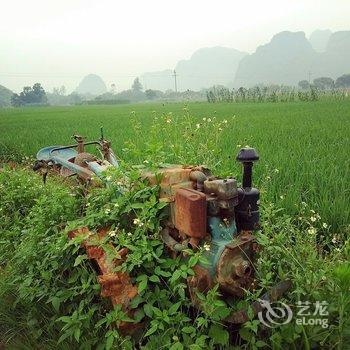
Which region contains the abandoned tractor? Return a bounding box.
[34,132,291,334]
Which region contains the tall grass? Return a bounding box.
[0,100,349,233]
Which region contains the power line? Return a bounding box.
[172,70,178,92]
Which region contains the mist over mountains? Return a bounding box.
[140,29,350,91]
[142,47,247,91]
[234,30,350,87]
[2,28,349,101]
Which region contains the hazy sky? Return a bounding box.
[1,0,349,92]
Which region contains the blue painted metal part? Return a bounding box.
[37,146,77,162]
[87,161,108,177]
[202,216,237,277]
[36,143,118,179]
[51,155,93,178]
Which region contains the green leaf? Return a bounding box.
[149,275,160,283]
[247,305,254,320]
[143,303,153,317]
[73,254,87,267]
[168,301,182,315]
[182,326,196,334]
[255,340,267,348]
[131,203,144,209]
[208,324,229,346]
[170,342,184,350]
[188,256,198,267]
[144,323,158,337]
[51,297,60,313]
[152,306,163,317]
[239,327,252,341]
[138,278,148,293]
[74,328,81,342]
[105,334,114,350]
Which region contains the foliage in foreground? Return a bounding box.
[0,164,349,349]
[0,110,349,349]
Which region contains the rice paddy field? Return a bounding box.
[1,99,350,349]
[1,99,349,234]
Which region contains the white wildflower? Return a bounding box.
[332,236,337,244]
[280,195,284,200]
[207,118,212,122]
[133,218,140,225]
[109,231,116,237]
[307,227,316,235]
[218,127,223,131]
[203,243,211,251]
[196,123,200,129]
[223,119,228,124]
[127,232,132,237]
[105,208,111,214]
[322,223,328,229]
[203,117,206,121]
[310,216,316,222]
[166,118,171,123]
[106,176,112,181]
[114,203,119,208]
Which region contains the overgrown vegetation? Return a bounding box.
[0,109,349,349]
[206,85,349,103]
[1,101,349,232]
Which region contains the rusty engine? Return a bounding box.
[34,132,290,333]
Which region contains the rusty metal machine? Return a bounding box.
[33,128,118,183]
[34,133,291,333]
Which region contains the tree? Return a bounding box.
[145,89,157,100]
[313,77,334,90]
[11,93,23,107]
[132,77,143,92]
[32,83,47,103]
[335,74,350,88]
[11,83,47,107]
[298,80,310,90]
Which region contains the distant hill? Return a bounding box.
[234,31,316,87]
[234,30,350,87]
[309,29,332,52]
[319,31,350,79]
[0,85,13,107]
[76,74,107,95]
[142,47,247,91]
[142,69,174,92]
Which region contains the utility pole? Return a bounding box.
[172,70,178,93]
[308,71,312,84]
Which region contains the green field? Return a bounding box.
[1,100,349,233]
[1,99,350,349]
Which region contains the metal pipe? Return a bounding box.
[160,228,189,252]
[51,155,94,180]
[242,162,253,188]
[50,141,101,155]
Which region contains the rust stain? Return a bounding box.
[175,188,207,238]
[68,227,138,334]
